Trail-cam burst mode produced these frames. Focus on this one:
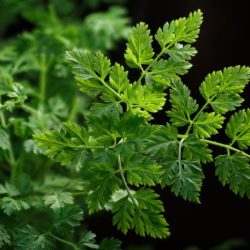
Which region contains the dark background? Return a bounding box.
[3,0,250,249]
[108,1,250,249]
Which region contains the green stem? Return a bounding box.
[48,233,78,250]
[21,104,39,115]
[117,154,138,206]
[0,97,7,127]
[200,138,250,158]
[178,138,185,173]
[178,134,250,159]
[137,43,173,83]
[68,96,79,122]
[39,53,47,104]
[185,100,210,135]
[99,77,122,100]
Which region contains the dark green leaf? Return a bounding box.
[53,205,83,234]
[167,81,198,126]
[225,109,250,149]
[15,226,54,250]
[215,153,250,198]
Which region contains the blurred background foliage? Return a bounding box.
[0,0,130,249]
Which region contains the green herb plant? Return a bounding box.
[1,9,250,249]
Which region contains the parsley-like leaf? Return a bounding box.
[167,81,198,127]
[225,109,250,149]
[200,66,250,114]
[125,22,154,68]
[215,153,250,198]
[193,112,225,138]
[34,122,90,171]
[1,197,30,215]
[44,192,73,210]
[53,205,83,234]
[183,136,212,163]
[155,9,203,48]
[15,225,54,250]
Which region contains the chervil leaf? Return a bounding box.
[53,205,83,234]
[162,151,204,203]
[123,83,166,119]
[183,136,212,163]
[155,10,203,48]
[167,81,198,126]
[34,122,90,171]
[123,153,162,187]
[99,237,122,250]
[66,49,111,97]
[147,59,191,88]
[0,225,11,248]
[145,124,178,157]
[125,22,154,68]
[225,109,250,149]
[78,231,99,249]
[112,193,135,234]
[0,182,19,196]
[0,197,30,215]
[215,153,250,198]
[193,112,225,138]
[84,152,121,213]
[15,226,54,250]
[167,43,197,62]
[112,188,169,238]
[0,127,10,150]
[109,63,129,93]
[199,66,250,114]
[44,192,73,210]
[132,188,169,238]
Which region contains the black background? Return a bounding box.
[107,1,250,249]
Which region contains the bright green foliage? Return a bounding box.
[193,112,225,138]
[226,109,250,149]
[215,153,250,198]
[167,81,198,126]
[66,49,111,97]
[147,59,191,88]
[2,8,250,248]
[200,66,250,114]
[15,226,54,250]
[34,9,250,240]
[125,23,154,68]
[155,10,203,48]
[34,122,90,171]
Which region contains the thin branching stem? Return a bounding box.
[117,154,138,206]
